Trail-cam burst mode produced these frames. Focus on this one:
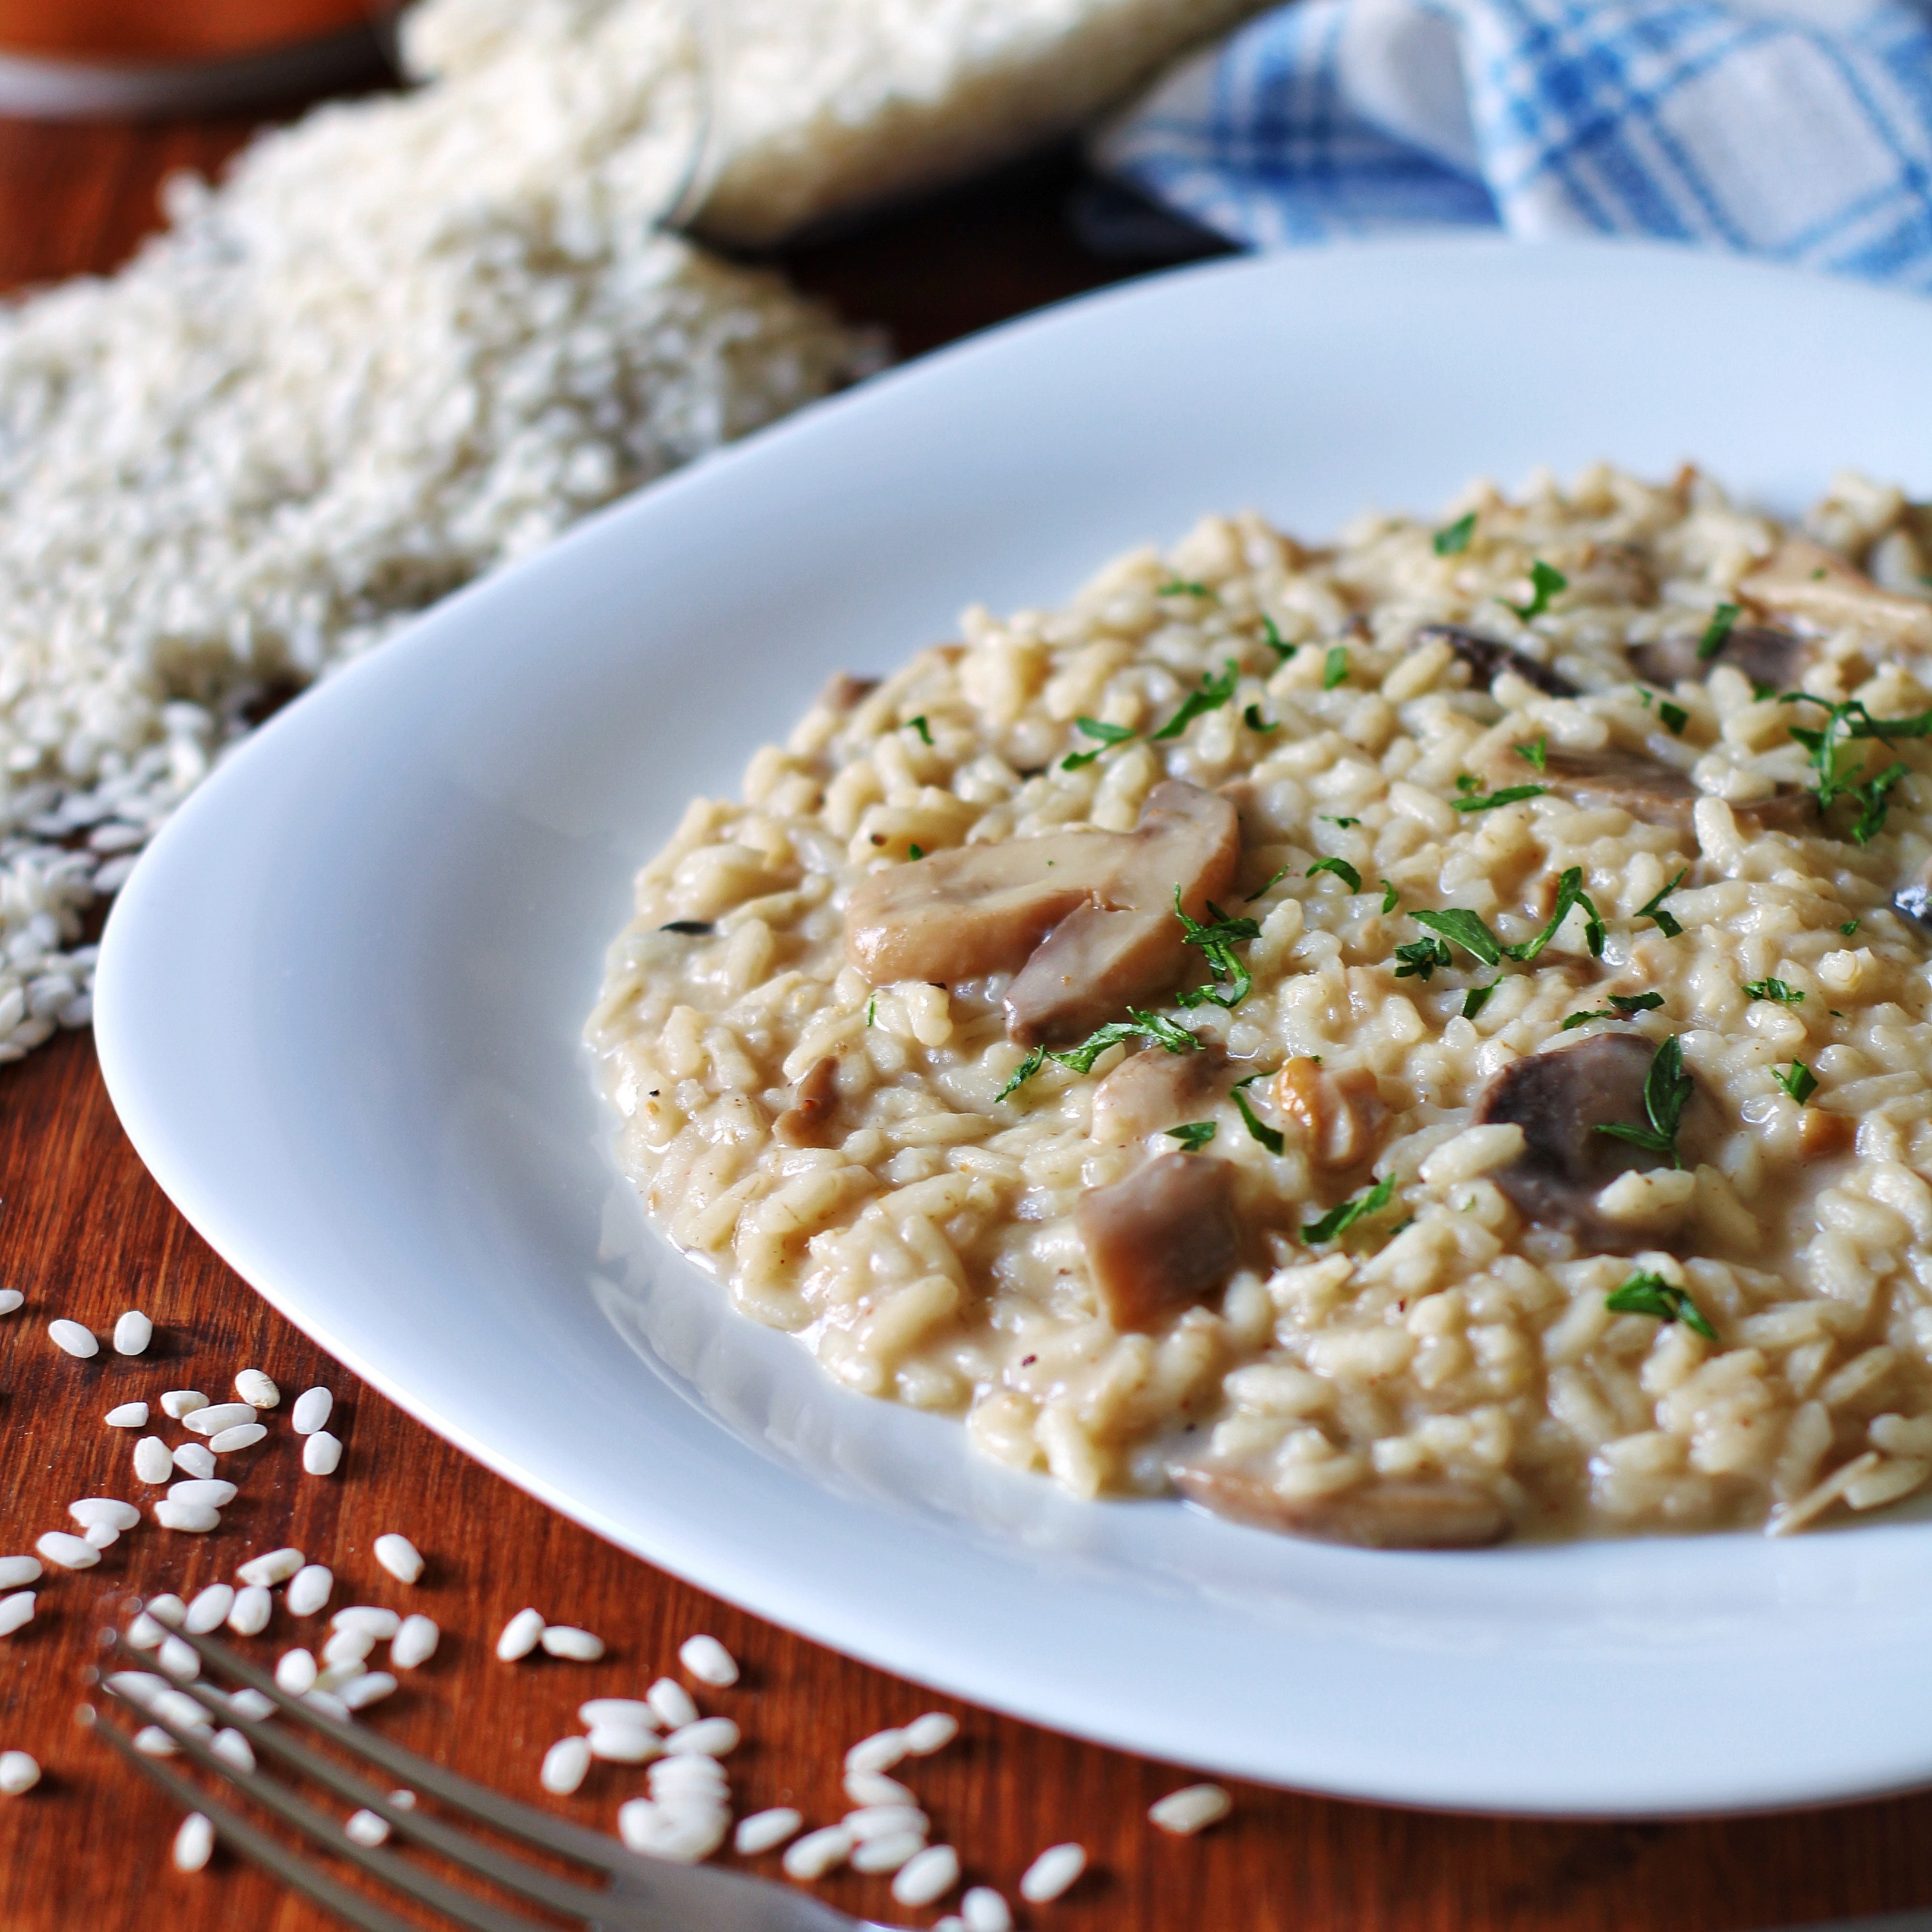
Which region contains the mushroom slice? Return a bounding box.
[845,781,1238,1044]
[773,1055,839,1147]
[1627,623,1811,692]
[1091,1044,1235,1143]
[1738,539,1932,649]
[1414,624,1580,698]
[1075,1151,1239,1332]
[1274,1058,1388,1170]
[1475,1032,1693,1252]
[1508,745,1808,841]
[1171,1464,1510,1548]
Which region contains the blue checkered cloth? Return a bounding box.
[1093,0,1932,287]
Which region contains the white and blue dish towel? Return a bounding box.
[1095,0,1932,287]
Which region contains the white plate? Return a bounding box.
[96,236,1932,1816]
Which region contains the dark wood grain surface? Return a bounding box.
[2,102,1931,1932]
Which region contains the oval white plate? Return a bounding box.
[97,236,1932,1816]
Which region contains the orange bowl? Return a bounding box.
[0,0,374,60]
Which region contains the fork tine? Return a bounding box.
[88,1707,438,1932]
[106,1635,645,1930]
[95,1682,560,1932]
[153,1618,659,1877]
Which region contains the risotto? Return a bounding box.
[586,464,1932,1546]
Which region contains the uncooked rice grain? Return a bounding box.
[34,1531,98,1570]
[342,1672,398,1710]
[324,1628,375,1666]
[159,1392,208,1420]
[47,1320,96,1359]
[580,1697,657,1730]
[208,1423,267,1454]
[302,1432,343,1476]
[238,1548,304,1587]
[782,1824,855,1880]
[904,1711,961,1755]
[0,1558,39,1591]
[735,1807,803,1854]
[647,1679,699,1729]
[274,1650,317,1694]
[588,1724,661,1764]
[169,1479,238,1508]
[664,1716,739,1757]
[81,1520,119,1550]
[1020,1843,1087,1903]
[112,1311,152,1356]
[156,1636,199,1682]
[227,1587,273,1637]
[134,1727,178,1757]
[210,1728,255,1774]
[291,1387,333,1435]
[678,1634,739,1685]
[0,1289,20,1315]
[845,1770,918,1807]
[345,1808,390,1847]
[69,1498,139,1531]
[893,1843,962,1907]
[373,1534,424,1584]
[0,1750,38,1794]
[172,1812,214,1873]
[333,1606,401,1637]
[1149,1782,1233,1834]
[183,1404,256,1437]
[852,1831,925,1874]
[184,1584,235,1634]
[962,1887,1014,1932]
[496,1608,545,1661]
[144,1594,185,1627]
[105,1401,148,1427]
[391,1614,439,1669]
[234,1369,279,1408]
[286,1564,333,1616]
[132,1437,174,1485]
[540,1624,604,1661]
[845,1728,909,1774]
[169,1444,218,1481]
[0,1591,33,1637]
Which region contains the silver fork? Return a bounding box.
[88,1612,890,1932]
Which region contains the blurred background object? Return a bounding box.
[0,0,394,115]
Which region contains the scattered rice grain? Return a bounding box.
[345,1808,390,1847]
[783,1824,855,1881]
[291,1387,333,1435]
[302,1432,343,1476]
[540,1624,603,1662]
[159,1392,208,1421]
[286,1564,333,1617]
[962,1887,1013,1932]
[893,1843,962,1907]
[274,1650,318,1694]
[169,1479,238,1508]
[227,1587,272,1637]
[372,1534,423,1585]
[170,1443,217,1481]
[172,1812,214,1872]
[0,1750,39,1795]
[238,1548,305,1588]
[904,1711,961,1756]
[845,1728,908,1775]
[678,1634,739,1686]
[391,1614,438,1670]
[112,1310,152,1356]
[0,1592,33,1637]
[209,1422,267,1454]
[735,1807,802,1855]
[664,1716,738,1758]
[105,1402,148,1428]
[646,1679,698,1729]
[541,1736,592,1794]
[182,1403,256,1436]
[47,1320,97,1359]
[1148,1783,1233,1835]
[234,1369,279,1408]
[852,1831,926,1875]
[132,1437,174,1485]
[34,1531,98,1570]
[153,1501,220,1533]
[1020,1843,1087,1904]
[496,1608,545,1661]
[0,1558,40,1590]
[184,1585,235,1634]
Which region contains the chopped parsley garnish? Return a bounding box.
[1562,991,1665,1029]
[1780,694,1932,845]
[1231,1084,1284,1155]
[1637,869,1687,938]
[1412,907,1503,967]
[1380,880,1399,914]
[1175,891,1261,1010]
[1462,981,1500,1021]
[1321,814,1361,828]
[1451,781,1549,814]
[1262,614,1295,664]
[1303,1174,1396,1244]
[1594,1035,1694,1168]
[996,1009,1203,1100]
[1841,918,1860,936]
[908,844,923,860]
[1165,1121,1217,1151]
[1393,938,1452,981]
[1151,660,1239,741]
[1698,602,1739,662]
[1061,715,1137,770]
[1605,1271,1716,1340]
[1434,511,1477,556]
[1514,736,1548,773]
[1743,977,1803,1005]
[1322,644,1349,691]
[1158,577,1215,600]
[1659,701,1689,736]
[908,715,933,745]
[1507,559,1568,622]
[1307,856,1362,893]
[1559,1010,1600,1031]
[1778,1060,1819,1104]
[866,994,877,1028]
[1245,864,1292,902]
[1244,703,1277,734]
[1509,866,1606,962]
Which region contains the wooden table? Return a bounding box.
[3,99,1931,1932]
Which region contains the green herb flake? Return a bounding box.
[1158,577,1216,600]
[1393,937,1453,981]
[1605,1270,1717,1340]
[994,1042,1043,1100]
[1781,693,1932,845]
[1697,602,1739,662]
[1506,865,1605,962]
[1262,614,1295,664]
[1743,977,1804,1005]
[1462,981,1500,1021]
[1151,659,1240,741]
[1174,890,1261,1011]
[1637,868,1687,938]
[1434,511,1477,556]
[908,844,923,861]
[1412,906,1504,967]
[1303,1174,1397,1245]
[1451,782,1549,814]
[1610,992,1665,1015]
[1232,1084,1285,1155]
[1322,644,1349,691]
[1560,1009,1607,1030]
[1594,1035,1694,1169]
[1061,715,1137,771]
[1244,703,1278,734]
[866,994,877,1029]
[1840,918,1860,936]
[1321,814,1361,828]
[1514,736,1548,774]
[1245,864,1293,903]
[1778,1060,1819,1104]
[1307,856,1362,893]
[1507,559,1568,623]
[1380,880,1399,915]
[1051,1010,1202,1077]
[907,715,933,745]
[1165,1121,1217,1151]
[1659,701,1689,737]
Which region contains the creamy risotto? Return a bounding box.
[586,465,1932,1546]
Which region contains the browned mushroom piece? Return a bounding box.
[1075,1151,1239,1332]
[1476,1032,1696,1252]
[1501,744,1810,841]
[1171,1464,1511,1548]
[818,672,882,713]
[1090,1044,1235,1143]
[844,780,1240,1046]
[1274,1058,1388,1170]
[1627,623,1811,691]
[772,1054,839,1147]
[1739,539,1932,649]
[1414,624,1581,698]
